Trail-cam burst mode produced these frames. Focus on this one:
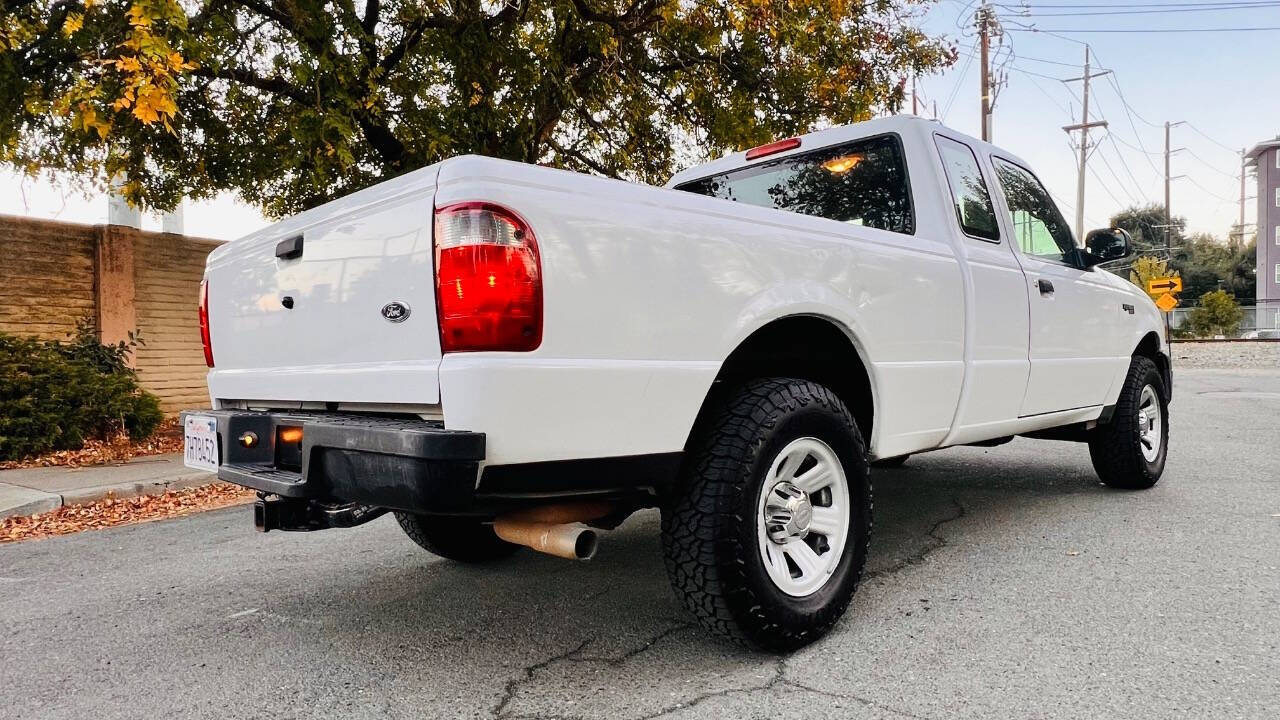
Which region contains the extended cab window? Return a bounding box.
[934,136,999,241]
[991,157,1076,263]
[674,135,914,235]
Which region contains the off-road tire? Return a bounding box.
[661,378,872,652]
[1088,355,1168,490]
[394,513,521,563]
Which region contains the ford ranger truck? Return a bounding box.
[183,116,1171,651]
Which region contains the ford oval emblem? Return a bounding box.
[381,301,411,323]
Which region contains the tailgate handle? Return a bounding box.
[275,235,304,260]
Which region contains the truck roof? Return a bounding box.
[665,115,1022,188]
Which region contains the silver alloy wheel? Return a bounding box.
[756,437,851,598]
[1136,384,1162,463]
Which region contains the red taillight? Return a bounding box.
[434,202,542,353]
[745,137,801,160]
[198,279,214,367]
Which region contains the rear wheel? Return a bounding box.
[1088,356,1168,490]
[395,513,521,563]
[661,378,871,652]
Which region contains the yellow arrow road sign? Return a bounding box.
[1146,276,1183,295]
[1154,293,1178,312]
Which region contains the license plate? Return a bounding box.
[184,414,220,473]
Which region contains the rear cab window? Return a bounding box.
[934,135,1000,242]
[673,134,915,235]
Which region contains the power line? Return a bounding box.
[1100,72,1161,128]
[996,0,1280,7]
[1087,162,1127,209]
[942,41,978,120]
[1009,3,1280,17]
[1183,148,1240,179]
[1095,142,1141,204]
[1111,134,1162,156]
[1010,52,1092,68]
[1007,25,1280,32]
[1183,174,1238,204]
[1185,122,1240,153]
[1103,134,1154,204]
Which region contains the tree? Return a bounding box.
[1171,231,1256,304]
[1111,203,1184,253]
[1186,289,1243,338]
[1110,204,1257,304]
[1129,254,1176,292]
[1,0,953,217]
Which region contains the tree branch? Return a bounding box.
[379,15,453,73]
[190,65,309,104]
[362,0,380,34]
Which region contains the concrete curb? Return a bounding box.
[58,473,216,506]
[0,484,63,520]
[0,472,220,522]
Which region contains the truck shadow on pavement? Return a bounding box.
[239,442,1116,719]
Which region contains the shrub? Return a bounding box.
[0,321,163,461]
[1186,290,1244,338]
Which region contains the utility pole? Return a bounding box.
[1163,120,1185,249]
[977,4,996,141]
[1236,148,1249,242]
[912,76,919,116]
[1062,46,1110,241]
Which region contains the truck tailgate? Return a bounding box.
[204,165,442,405]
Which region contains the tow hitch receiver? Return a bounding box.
[254,495,387,533]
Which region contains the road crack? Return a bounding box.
[491,622,694,719]
[865,496,966,581]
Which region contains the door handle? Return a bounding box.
[1037,278,1054,295]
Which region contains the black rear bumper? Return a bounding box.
[181,410,484,514]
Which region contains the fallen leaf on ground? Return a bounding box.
[1,483,255,543]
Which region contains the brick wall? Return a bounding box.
[132,232,221,412]
[0,216,98,340]
[0,214,223,413]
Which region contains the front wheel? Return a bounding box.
[661,378,872,652]
[1088,356,1168,490]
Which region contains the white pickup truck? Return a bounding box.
[183,116,1171,651]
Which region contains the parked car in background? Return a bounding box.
[183,116,1171,651]
[1241,329,1280,339]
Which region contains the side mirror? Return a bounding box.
[1081,228,1132,267]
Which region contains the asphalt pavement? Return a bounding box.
[2,368,1277,720]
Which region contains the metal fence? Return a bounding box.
[1168,301,1280,333]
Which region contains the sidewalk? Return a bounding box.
[0,454,216,520]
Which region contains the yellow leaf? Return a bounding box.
[115,56,142,73]
[127,5,152,27]
[63,13,84,35]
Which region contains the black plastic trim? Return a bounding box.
[275,234,303,259]
[181,410,483,513]
[478,453,682,496]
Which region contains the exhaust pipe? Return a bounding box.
[492,502,613,561]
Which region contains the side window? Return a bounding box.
[934,135,999,241]
[991,157,1076,263]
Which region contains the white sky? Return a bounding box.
[1,0,1275,241]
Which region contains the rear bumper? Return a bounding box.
[182,410,484,513]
